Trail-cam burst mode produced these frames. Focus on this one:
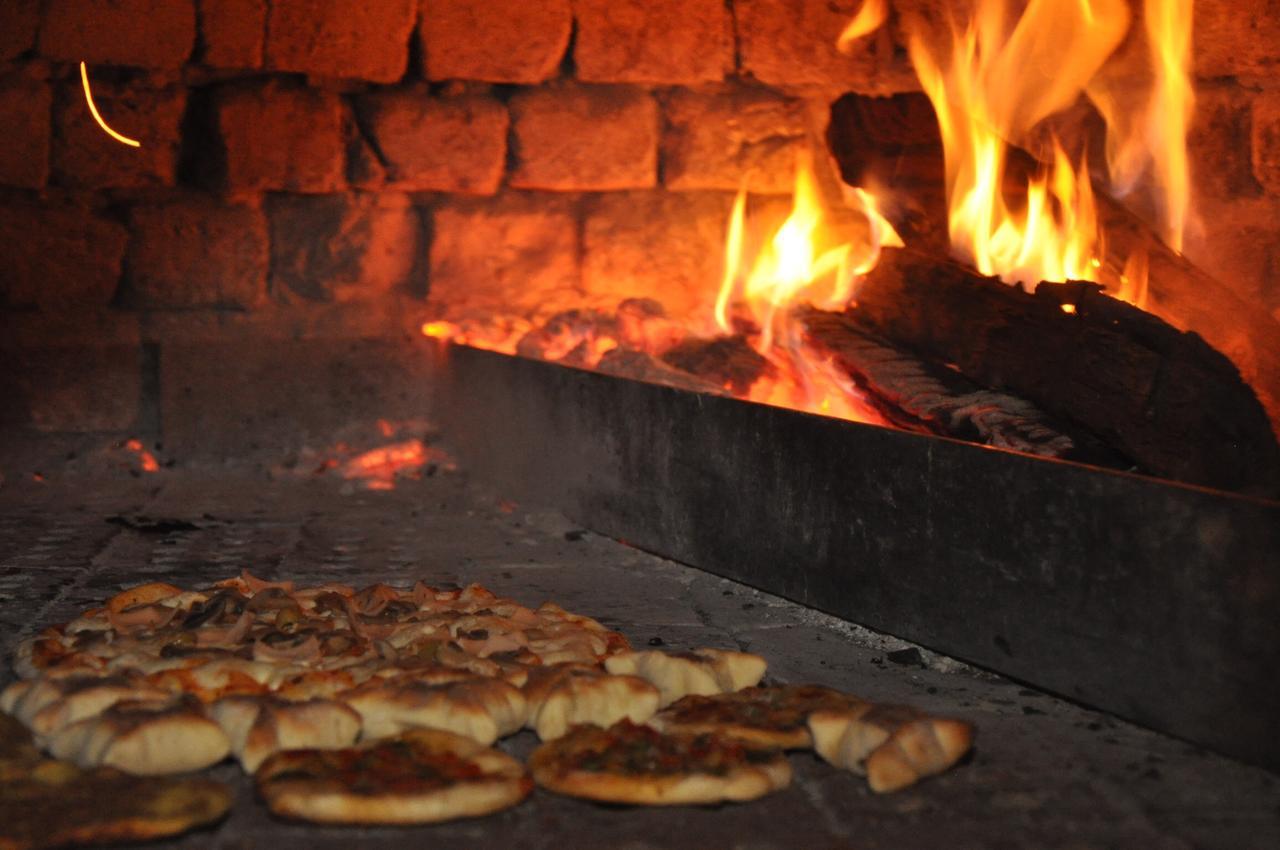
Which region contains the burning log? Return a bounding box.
[660,336,773,395]
[826,92,1280,432]
[801,309,1130,469]
[840,248,1280,496]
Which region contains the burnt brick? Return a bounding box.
[268,193,422,302]
[215,81,346,194]
[736,0,883,90]
[266,0,416,83]
[359,88,508,194]
[1252,90,1280,195]
[428,193,579,321]
[572,0,732,85]
[0,78,50,189]
[509,84,657,191]
[0,204,127,311]
[1195,0,1280,78]
[421,0,571,84]
[52,81,185,190]
[198,0,266,69]
[1189,85,1262,200]
[582,191,732,319]
[124,199,267,310]
[0,0,40,62]
[662,88,806,194]
[0,345,141,432]
[39,0,195,69]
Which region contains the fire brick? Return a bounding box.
[1194,0,1280,79]
[358,89,508,194]
[1,344,142,433]
[735,0,883,90]
[0,79,50,190]
[1251,90,1280,195]
[0,204,127,312]
[39,0,195,69]
[0,0,40,62]
[1189,86,1264,200]
[662,88,807,194]
[265,0,417,84]
[428,194,580,322]
[509,85,657,191]
[215,82,346,194]
[582,190,733,319]
[124,199,268,310]
[52,82,185,190]
[420,0,571,84]
[267,193,422,302]
[198,0,267,69]
[572,0,732,85]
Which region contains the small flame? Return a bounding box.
[80,61,141,148]
[124,439,159,473]
[837,0,889,52]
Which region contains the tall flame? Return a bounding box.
[907,0,1130,288]
[1089,0,1195,252]
[714,150,901,425]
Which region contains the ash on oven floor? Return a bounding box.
[0,468,1275,850]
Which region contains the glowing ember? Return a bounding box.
[79,61,142,148]
[123,439,160,473]
[339,439,453,491]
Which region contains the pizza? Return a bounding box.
[807,704,974,793]
[255,728,532,824]
[0,711,232,850]
[649,685,868,749]
[528,719,792,805]
[4,568,977,832]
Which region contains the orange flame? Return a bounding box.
[837,0,889,51]
[123,439,159,473]
[907,0,1130,290]
[715,150,900,426]
[80,61,141,148]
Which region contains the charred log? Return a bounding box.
[826,92,1280,429]
[802,309,1131,469]
[845,249,1280,496]
[660,336,774,394]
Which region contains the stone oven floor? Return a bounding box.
[0,466,1276,849]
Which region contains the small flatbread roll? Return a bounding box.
[522,664,661,741]
[341,676,526,744]
[529,720,792,806]
[604,649,767,707]
[808,705,974,793]
[47,698,230,775]
[209,696,362,772]
[255,728,532,825]
[650,685,866,749]
[5,674,172,738]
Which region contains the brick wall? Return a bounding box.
[1,0,1277,448]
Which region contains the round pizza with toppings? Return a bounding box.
[528,720,792,805]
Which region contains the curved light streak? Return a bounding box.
[79,61,141,148]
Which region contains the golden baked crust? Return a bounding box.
[255,728,532,825]
[522,664,660,740]
[47,698,230,776]
[650,685,866,749]
[529,720,791,806]
[604,648,767,707]
[209,695,361,772]
[339,674,527,744]
[808,705,974,792]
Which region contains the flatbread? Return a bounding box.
[604,648,767,707]
[255,728,532,825]
[650,685,866,749]
[529,720,792,806]
[340,674,526,744]
[808,704,974,792]
[47,698,230,775]
[522,664,660,740]
[209,695,361,772]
